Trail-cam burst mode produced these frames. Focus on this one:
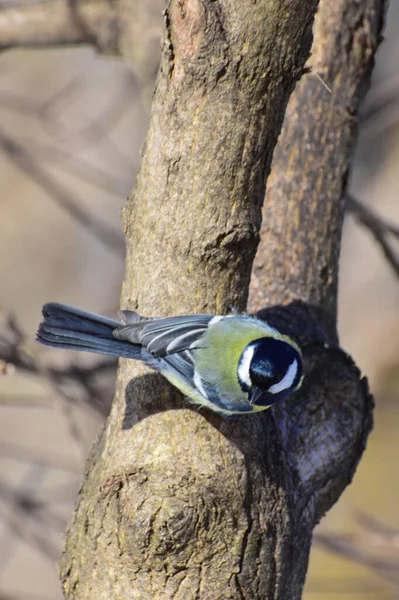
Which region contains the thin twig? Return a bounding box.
[315,533,399,586]
[0,309,117,417]
[361,73,399,139]
[0,128,125,256]
[39,74,137,166]
[0,479,61,564]
[347,193,399,278]
[20,141,132,197]
[0,82,135,196]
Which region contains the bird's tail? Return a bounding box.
[37,302,141,359]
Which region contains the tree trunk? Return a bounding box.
[56,0,385,598]
[249,0,387,321]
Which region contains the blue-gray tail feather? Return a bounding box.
[37,303,142,359]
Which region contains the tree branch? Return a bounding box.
[0,128,125,255]
[249,0,387,322]
[0,308,117,415]
[0,0,119,54]
[58,1,325,598]
[0,0,165,83]
[3,0,385,597]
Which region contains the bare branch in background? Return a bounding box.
[0,307,114,590]
[0,308,117,416]
[0,82,136,196]
[313,514,399,590]
[0,464,61,565]
[0,128,125,255]
[315,521,399,587]
[347,193,399,278]
[0,312,35,373]
[25,143,132,197]
[361,73,399,139]
[0,90,42,116]
[38,74,138,158]
[0,308,113,581]
[0,0,119,54]
[0,0,165,82]
[354,512,399,548]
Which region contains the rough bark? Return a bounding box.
[122,0,320,316]
[249,0,387,321]
[56,1,338,598]
[53,0,385,599]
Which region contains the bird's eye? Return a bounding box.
[249,357,278,390]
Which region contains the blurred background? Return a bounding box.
[0,1,398,599]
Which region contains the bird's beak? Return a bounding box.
[249,386,264,405]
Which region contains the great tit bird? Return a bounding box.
[37,303,303,416]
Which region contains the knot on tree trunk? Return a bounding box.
[256,301,374,523]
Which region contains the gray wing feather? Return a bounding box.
[119,310,148,325]
[145,326,207,355]
[163,351,196,383]
[162,351,220,404]
[114,314,213,357]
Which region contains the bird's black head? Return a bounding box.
[237,337,303,407]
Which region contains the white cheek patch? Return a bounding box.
[194,370,209,399]
[268,360,298,394]
[237,345,255,388]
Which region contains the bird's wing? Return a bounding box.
[163,350,196,383]
[161,351,234,412]
[114,314,213,357]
